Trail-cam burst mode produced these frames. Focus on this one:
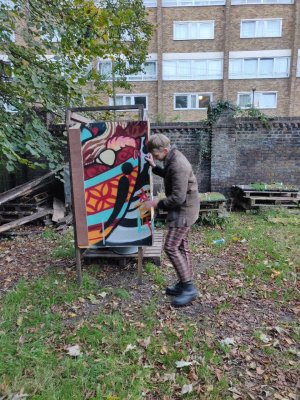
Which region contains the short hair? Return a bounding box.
[147,134,170,152]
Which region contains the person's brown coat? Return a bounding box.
[153,147,200,227]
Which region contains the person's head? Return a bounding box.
[147,134,171,161]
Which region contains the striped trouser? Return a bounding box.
[164,227,193,283]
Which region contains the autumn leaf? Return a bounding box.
[139,336,151,349]
[160,345,168,355]
[67,345,81,357]
[181,384,193,395]
[123,344,136,354]
[176,360,193,368]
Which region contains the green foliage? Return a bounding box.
[234,106,271,129]
[206,100,233,126]
[197,100,273,161]
[197,211,229,227]
[0,0,152,171]
[197,100,234,159]
[199,192,226,202]
[250,182,299,191]
[45,227,75,259]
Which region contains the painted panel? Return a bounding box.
[70,120,153,248]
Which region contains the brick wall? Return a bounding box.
[1,116,300,198]
[150,122,211,194]
[210,114,300,196]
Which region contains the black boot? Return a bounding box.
[171,282,198,307]
[165,281,184,296]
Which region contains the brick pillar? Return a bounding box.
[222,1,231,100]
[288,0,300,116]
[156,0,163,116]
[211,111,236,196]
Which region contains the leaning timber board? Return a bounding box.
[0,208,53,234]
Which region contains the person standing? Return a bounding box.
[143,134,200,307]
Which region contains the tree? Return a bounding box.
[0,0,152,172]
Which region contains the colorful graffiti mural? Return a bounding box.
[78,121,153,247]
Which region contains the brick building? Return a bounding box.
[98,0,300,122]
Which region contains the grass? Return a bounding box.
[0,274,228,399]
[0,210,299,399]
[201,210,300,284]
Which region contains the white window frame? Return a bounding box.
[232,0,293,4]
[163,59,223,80]
[0,0,15,9]
[163,0,225,7]
[1,102,17,112]
[0,54,13,81]
[97,60,157,81]
[237,91,277,109]
[173,21,214,40]
[229,56,290,79]
[240,19,282,38]
[297,50,300,77]
[1,30,15,42]
[143,0,157,6]
[174,93,213,110]
[41,30,61,43]
[109,94,148,110]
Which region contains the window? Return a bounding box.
[237,92,277,108]
[240,19,282,38]
[174,93,212,109]
[0,30,15,42]
[98,60,157,81]
[232,0,293,4]
[297,54,300,77]
[0,101,17,112]
[229,57,290,78]
[163,0,225,6]
[143,0,157,6]
[163,59,223,80]
[41,30,61,43]
[98,61,112,78]
[110,95,148,110]
[0,55,12,81]
[0,0,15,9]
[174,21,214,40]
[127,62,156,81]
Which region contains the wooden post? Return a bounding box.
[137,246,143,285]
[75,247,82,285]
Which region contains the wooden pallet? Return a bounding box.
[83,230,164,266]
[199,200,226,213]
[155,197,227,218]
[232,185,300,209]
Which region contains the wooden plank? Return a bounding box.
[244,192,298,198]
[138,247,143,284]
[0,208,53,233]
[70,112,94,124]
[233,185,299,194]
[0,172,56,206]
[256,204,299,208]
[247,196,299,201]
[68,125,89,247]
[52,197,66,222]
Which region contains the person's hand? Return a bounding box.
[145,153,156,168]
[141,199,158,210]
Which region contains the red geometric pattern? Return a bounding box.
[85,168,138,216]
